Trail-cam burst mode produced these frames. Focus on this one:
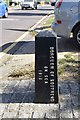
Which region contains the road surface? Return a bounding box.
[0,5,53,47]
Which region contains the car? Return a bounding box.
[20,0,37,10]
[0,0,8,18]
[51,0,80,45]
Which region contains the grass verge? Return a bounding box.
[29,13,54,36]
[8,63,35,80]
[58,53,79,81]
[8,53,79,81]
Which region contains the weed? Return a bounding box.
[64,53,71,59]
[58,59,66,65]
[44,16,54,26]
[8,63,35,79]
[58,53,78,80]
[29,30,38,36]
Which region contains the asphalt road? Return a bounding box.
[0,5,53,47]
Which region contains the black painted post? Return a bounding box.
[35,31,58,103]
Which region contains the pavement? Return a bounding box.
[0,79,79,118]
[0,7,80,119]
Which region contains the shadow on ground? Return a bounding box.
[0,37,79,55]
[38,8,53,11]
[0,41,35,54]
[6,28,28,32]
[9,12,47,16]
[58,37,80,53]
[0,80,35,103]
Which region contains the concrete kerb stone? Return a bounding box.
[2,103,20,118]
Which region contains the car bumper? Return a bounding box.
[21,3,34,8]
[21,4,30,8]
[51,22,71,38]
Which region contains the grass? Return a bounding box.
[9,69,34,79]
[29,13,55,36]
[58,53,79,81]
[43,16,54,28]
[8,63,35,79]
[40,13,55,31]
[8,52,79,81]
[29,30,38,36]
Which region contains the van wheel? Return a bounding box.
[73,25,80,45]
[3,9,8,18]
[32,7,34,10]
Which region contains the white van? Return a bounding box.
[20,0,37,10]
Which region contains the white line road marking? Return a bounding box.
[0,10,53,59]
[0,19,20,21]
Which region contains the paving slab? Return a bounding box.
[0,79,79,119]
[3,80,20,93]
[69,81,79,95]
[22,91,35,103]
[0,80,9,93]
[2,103,19,118]
[60,98,73,118]
[12,80,30,93]
[44,104,59,118]
[0,104,8,118]
[59,81,70,95]
[18,103,35,118]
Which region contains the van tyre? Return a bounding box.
[73,25,80,45]
[32,8,34,10]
